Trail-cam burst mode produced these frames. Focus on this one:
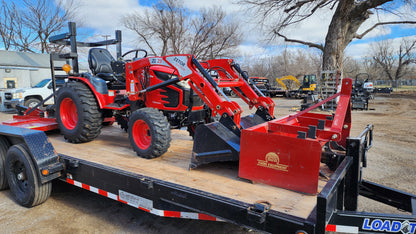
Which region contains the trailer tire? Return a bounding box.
[5,144,51,207]
[128,108,171,159]
[56,82,102,143]
[0,136,10,190]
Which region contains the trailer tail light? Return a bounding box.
[41,169,49,176]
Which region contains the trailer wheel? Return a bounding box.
[128,108,171,159]
[56,82,102,143]
[0,136,10,190]
[5,144,51,207]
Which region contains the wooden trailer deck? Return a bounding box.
[47,125,328,220]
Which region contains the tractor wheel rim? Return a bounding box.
[132,119,151,150]
[60,97,78,130]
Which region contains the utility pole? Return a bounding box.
[102,35,110,50]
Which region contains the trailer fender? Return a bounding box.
[0,125,64,184]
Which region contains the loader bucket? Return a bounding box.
[190,121,240,169]
[240,111,272,129]
[190,112,269,169]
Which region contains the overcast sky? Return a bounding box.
[72,0,416,60]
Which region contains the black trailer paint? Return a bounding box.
[0,124,415,233]
[0,125,63,184]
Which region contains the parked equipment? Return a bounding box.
[275,75,301,94]
[283,74,317,98]
[351,73,373,110]
[247,77,285,97]
[374,87,393,93]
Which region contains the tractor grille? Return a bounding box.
[4,93,12,100]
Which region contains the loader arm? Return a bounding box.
[204,59,275,119]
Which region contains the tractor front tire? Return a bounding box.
[56,82,103,143]
[0,136,10,190]
[5,144,51,207]
[128,108,171,159]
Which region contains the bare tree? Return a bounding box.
[123,0,184,56]
[22,0,76,53]
[362,56,385,81]
[371,38,416,87]
[0,0,16,50]
[188,6,241,59]
[240,0,416,72]
[12,8,38,52]
[343,56,361,78]
[242,47,322,86]
[122,0,242,59]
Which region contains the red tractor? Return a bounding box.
[45,22,275,161]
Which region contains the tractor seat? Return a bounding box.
[88,48,116,81]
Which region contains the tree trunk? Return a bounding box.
[392,79,398,88]
[322,0,370,72]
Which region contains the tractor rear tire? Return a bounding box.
[56,82,103,143]
[5,144,51,207]
[0,136,10,190]
[128,108,171,159]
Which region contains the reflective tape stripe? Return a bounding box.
[326,224,359,233]
[65,177,219,221]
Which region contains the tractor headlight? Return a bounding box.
[177,79,190,89]
[170,74,190,89]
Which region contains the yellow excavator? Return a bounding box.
[276,74,317,98]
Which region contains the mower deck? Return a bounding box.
[47,125,329,220]
[2,115,58,131]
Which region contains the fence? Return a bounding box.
[373,79,416,87]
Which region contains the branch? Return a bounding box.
[275,32,324,51]
[284,0,313,13]
[352,0,391,15]
[355,21,416,39]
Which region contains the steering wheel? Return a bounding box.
[121,49,148,61]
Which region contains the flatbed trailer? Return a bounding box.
[0,123,415,233]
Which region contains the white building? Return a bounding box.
[0,50,51,89]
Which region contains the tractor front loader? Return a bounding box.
[189,59,276,168]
